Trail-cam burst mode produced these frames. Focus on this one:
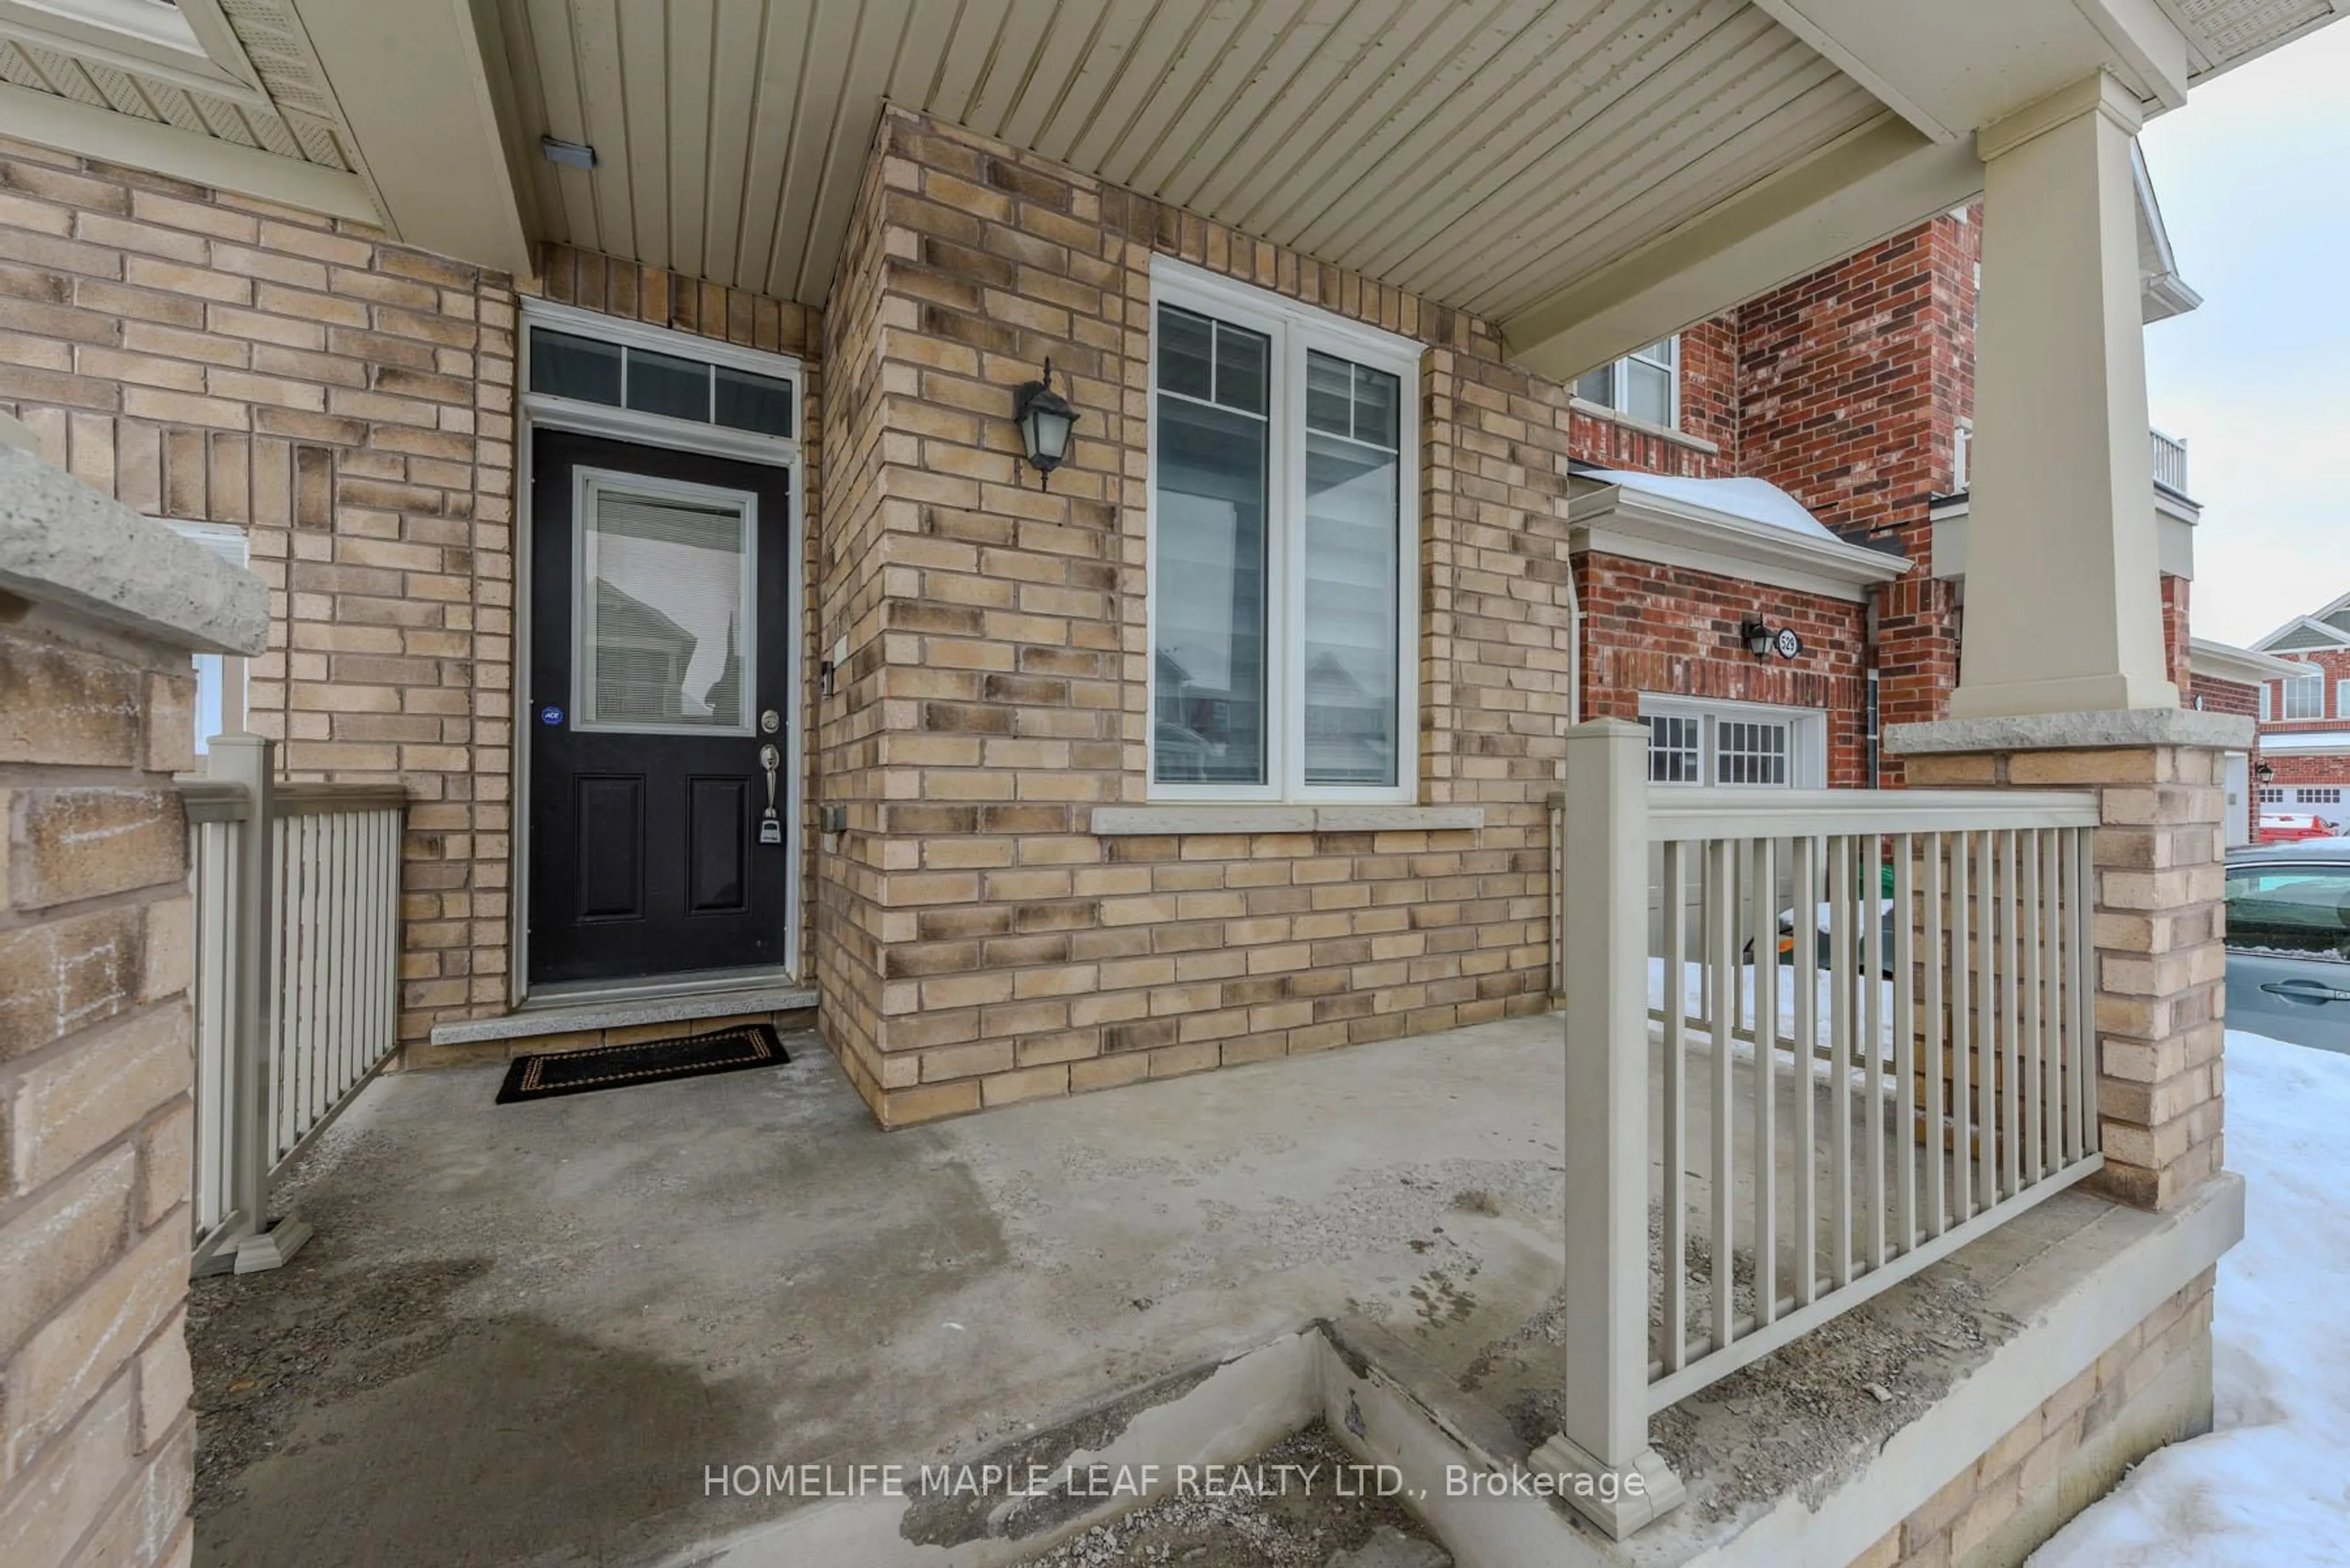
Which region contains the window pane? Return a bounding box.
[1158,305,1215,400]
[580,487,751,730]
[1624,359,1673,427]
[714,365,795,436]
[1716,720,1789,786]
[1644,715,1699,783]
[2224,868,2350,961]
[1354,363,1400,449]
[1306,351,1352,435]
[1630,338,1676,370]
[531,329,622,403]
[1303,386,1401,788]
[1575,367,1613,407]
[625,348,711,421]
[1154,394,1269,785]
[1215,323,1267,415]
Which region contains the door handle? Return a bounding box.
[2260,979,2350,1003]
[758,744,782,845]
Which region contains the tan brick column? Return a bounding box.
[1889,711,2251,1211]
[0,442,268,1567]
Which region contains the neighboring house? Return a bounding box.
[2188,636,2305,844]
[2248,593,2350,831]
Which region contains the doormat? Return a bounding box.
[494,1023,788,1105]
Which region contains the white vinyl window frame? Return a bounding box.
[1144,257,1423,805]
[166,519,248,755]
[1575,337,1681,431]
[568,466,761,739]
[1636,695,1829,790]
[2281,667,2325,720]
[520,299,803,466]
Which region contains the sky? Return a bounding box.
[2139,21,2350,648]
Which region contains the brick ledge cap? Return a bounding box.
[0,446,267,655]
[1887,709,2255,755]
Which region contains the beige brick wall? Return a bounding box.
[0,605,203,1568]
[1851,1268,2216,1568]
[816,109,1660,1124]
[0,149,829,1058]
[0,136,515,1053]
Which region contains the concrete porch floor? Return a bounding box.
[188,1018,1574,1568]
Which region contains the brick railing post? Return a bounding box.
[1,442,266,1568]
[1889,711,2250,1210]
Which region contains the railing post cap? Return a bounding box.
[1565,717,1647,742]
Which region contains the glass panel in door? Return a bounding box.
[576,481,755,734]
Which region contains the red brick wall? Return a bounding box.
[1733,212,1980,783]
[1564,317,1738,476]
[2190,671,2258,720]
[2162,575,2190,689]
[1576,554,1871,785]
[2256,649,2350,733]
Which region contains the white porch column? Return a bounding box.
[1950,72,2177,720]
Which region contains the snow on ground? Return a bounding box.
[2029,1030,2350,1567]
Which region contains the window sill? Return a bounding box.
[1091,804,1485,836]
[1568,397,1720,457]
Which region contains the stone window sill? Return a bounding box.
[1090,805,1484,836]
[1567,396,1721,457]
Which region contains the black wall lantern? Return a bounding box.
[1013,359,1078,488]
[1740,617,1804,661]
[2256,760,2277,786]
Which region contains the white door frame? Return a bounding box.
[511,299,807,1006]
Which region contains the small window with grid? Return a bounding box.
[2298,787,2342,805]
[1715,720,1791,786]
[1644,714,1703,783]
[2258,786,2287,805]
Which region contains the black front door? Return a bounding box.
[528,430,791,985]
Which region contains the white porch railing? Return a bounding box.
[1535,721,2104,1537]
[2151,427,2189,495]
[181,734,406,1276]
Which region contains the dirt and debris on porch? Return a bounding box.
[187,1018,1572,1568]
[1019,1424,1444,1568]
[183,1010,2197,1568]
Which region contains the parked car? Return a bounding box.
[2224,840,2350,1055]
[2256,812,2338,845]
[1744,861,1899,977]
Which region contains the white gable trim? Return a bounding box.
[2251,614,2350,654]
[2188,637,2302,688]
